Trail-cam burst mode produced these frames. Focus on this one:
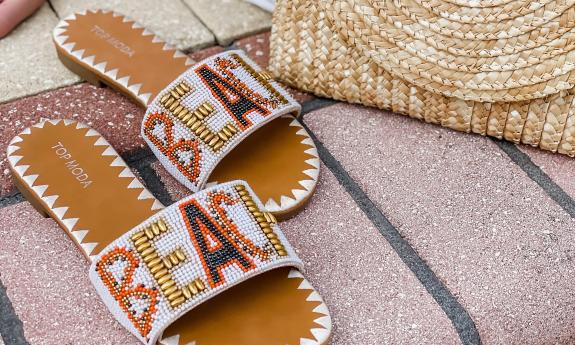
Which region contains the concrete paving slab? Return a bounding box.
[0,83,144,197]
[150,161,461,344]
[0,4,79,104]
[184,0,271,46]
[50,0,214,51]
[305,104,575,344]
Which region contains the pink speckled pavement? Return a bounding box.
[1,4,575,345]
[305,104,575,344]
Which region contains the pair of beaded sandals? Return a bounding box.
[7,10,331,345]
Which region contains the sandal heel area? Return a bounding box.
[56,48,103,87]
[11,171,50,218]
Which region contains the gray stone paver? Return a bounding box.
[0,4,79,104]
[183,0,271,45]
[305,104,575,345]
[50,0,214,51]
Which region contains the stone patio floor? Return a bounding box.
[1,1,575,345]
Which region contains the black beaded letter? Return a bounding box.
[181,200,256,288]
[196,64,270,129]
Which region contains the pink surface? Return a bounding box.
[305,104,575,344]
[0,167,459,344]
[0,0,44,38]
[0,203,139,345]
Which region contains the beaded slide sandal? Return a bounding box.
[7,120,331,345]
[52,10,320,219]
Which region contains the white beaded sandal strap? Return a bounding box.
[88,180,303,345]
[141,50,301,192]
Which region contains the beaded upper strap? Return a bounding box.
[88,181,303,345]
[142,50,301,192]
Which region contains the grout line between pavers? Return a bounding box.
[46,0,59,19]
[493,139,575,218]
[0,278,29,345]
[178,0,218,51]
[123,147,155,165]
[127,150,175,207]
[0,192,24,209]
[300,98,338,117]
[300,103,481,345]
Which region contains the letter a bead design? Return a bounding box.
[141,50,301,193]
[89,181,303,345]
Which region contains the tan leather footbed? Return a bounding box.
[10,121,327,345]
[54,10,317,218]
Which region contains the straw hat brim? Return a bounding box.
[322,0,575,102]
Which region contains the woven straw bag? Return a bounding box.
[269,0,575,156]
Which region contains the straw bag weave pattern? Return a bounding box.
[269,0,575,156]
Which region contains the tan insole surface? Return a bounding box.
[9,121,328,345]
[54,10,318,218]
